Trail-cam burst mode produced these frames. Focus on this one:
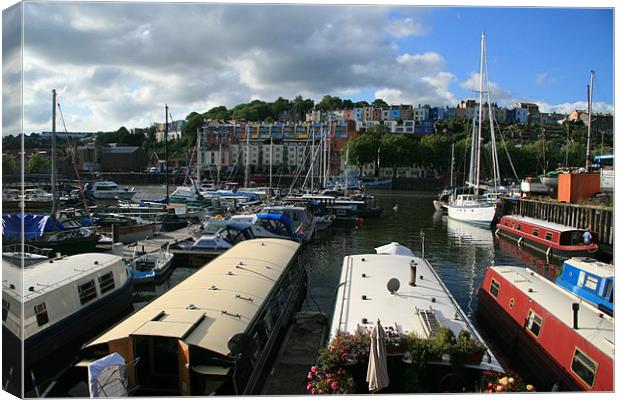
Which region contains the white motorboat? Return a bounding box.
[129,247,174,284]
[90,181,136,200]
[447,194,497,226]
[262,205,316,241]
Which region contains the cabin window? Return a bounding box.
[526,309,543,337]
[516,224,522,231]
[571,348,598,387]
[2,299,9,322]
[545,232,553,241]
[34,303,49,326]
[98,272,115,294]
[78,280,98,304]
[489,279,500,298]
[584,275,598,291]
[510,222,515,228]
[603,281,613,300]
[533,229,539,237]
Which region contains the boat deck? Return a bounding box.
[100,226,193,260]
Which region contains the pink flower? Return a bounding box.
[311,388,316,395]
[307,383,312,390]
[331,382,339,390]
[311,366,317,373]
[307,372,313,380]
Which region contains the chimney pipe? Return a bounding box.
[409,261,417,286]
[572,303,579,329]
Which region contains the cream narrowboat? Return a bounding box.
[77,238,306,396]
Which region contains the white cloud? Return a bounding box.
[460,72,513,103]
[386,17,430,37]
[534,101,614,114]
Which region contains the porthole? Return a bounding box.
[509,298,515,309]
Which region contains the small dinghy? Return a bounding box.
[128,247,174,284]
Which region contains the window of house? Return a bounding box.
[526,309,543,337]
[584,275,599,291]
[34,303,49,326]
[2,299,9,322]
[545,232,553,241]
[571,348,598,387]
[533,229,539,237]
[517,224,522,231]
[490,278,500,298]
[98,272,116,294]
[78,280,98,305]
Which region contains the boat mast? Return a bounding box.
[269,125,273,189]
[449,142,455,188]
[475,32,485,194]
[244,123,250,187]
[468,112,477,187]
[165,104,169,201]
[344,145,349,197]
[310,125,314,193]
[196,127,202,184]
[217,131,222,186]
[51,89,58,227]
[585,70,595,171]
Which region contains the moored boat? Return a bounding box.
[446,194,497,226]
[495,215,598,260]
[330,244,503,392]
[129,247,175,284]
[87,181,136,201]
[520,176,549,195]
[2,253,134,384]
[72,239,306,395]
[477,265,613,391]
[2,244,51,266]
[556,257,613,316]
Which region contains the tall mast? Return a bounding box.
[244,123,250,187]
[344,145,349,197]
[165,104,169,201]
[269,125,273,189]
[585,70,595,170]
[484,42,500,191]
[475,32,485,193]
[196,127,202,184]
[468,112,477,186]
[51,89,58,226]
[449,142,455,188]
[310,125,314,193]
[217,132,222,186]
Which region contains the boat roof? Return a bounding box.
[2,253,123,301]
[86,239,301,357]
[502,215,586,233]
[491,266,614,354]
[564,258,614,279]
[331,253,502,371]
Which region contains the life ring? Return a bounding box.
[517,236,523,247]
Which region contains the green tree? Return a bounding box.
[292,95,314,121]
[181,112,204,145]
[203,106,231,121]
[316,95,343,111]
[380,134,414,177]
[271,97,292,120]
[3,154,17,175]
[353,101,370,108]
[341,99,354,109]
[371,98,388,108]
[27,153,51,174]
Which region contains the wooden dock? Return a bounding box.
[504,197,613,256]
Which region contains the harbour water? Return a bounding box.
[131,186,561,375]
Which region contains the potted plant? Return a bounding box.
[450,330,486,366]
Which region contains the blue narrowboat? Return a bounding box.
[556,257,614,316]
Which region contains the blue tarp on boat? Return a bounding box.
[256,213,295,238]
[2,214,65,240]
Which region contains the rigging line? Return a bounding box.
[494,120,520,181]
[56,101,91,217]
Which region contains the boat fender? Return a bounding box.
[517,236,523,247]
[546,247,552,260]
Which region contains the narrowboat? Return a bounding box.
[556,257,613,316]
[496,215,599,260]
[477,266,613,391]
[73,239,306,396]
[2,253,134,378]
[330,245,503,392]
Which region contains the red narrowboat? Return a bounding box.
[477,266,613,391]
[496,215,598,260]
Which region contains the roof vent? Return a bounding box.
[226,271,235,276]
[362,273,366,278]
[209,285,218,290]
[9,284,15,290]
[29,286,35,291]
[94,261,99,265]
[186,304,197,310]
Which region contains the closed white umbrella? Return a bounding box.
[366,319,389,393]
[374,242,413,256]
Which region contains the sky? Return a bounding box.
[1,1,615,135]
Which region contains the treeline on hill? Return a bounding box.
[347,124,613,180]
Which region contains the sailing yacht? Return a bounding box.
[446,32,501,226]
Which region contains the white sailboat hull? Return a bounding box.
[446,204,497,226]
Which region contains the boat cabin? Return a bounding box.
[79,239,305,396]
[556,257,613,316]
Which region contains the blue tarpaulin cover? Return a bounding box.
[256,213,295,237]
[2,214,64,240]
